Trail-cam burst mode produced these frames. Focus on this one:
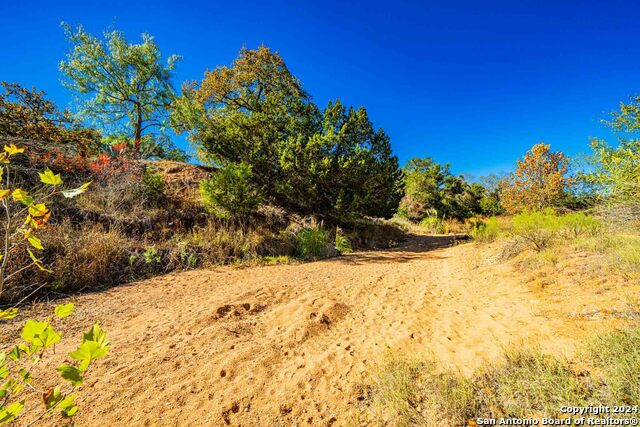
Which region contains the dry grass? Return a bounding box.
[358,320,640,427]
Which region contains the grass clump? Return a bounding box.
[359,349,591,426]
[295,227,329,260]
[360,315,640,426]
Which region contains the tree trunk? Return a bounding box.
[133,107,142,156]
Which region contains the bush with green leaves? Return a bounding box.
[139,166,165,206]
[470,217,501,243]
[420,216,445,234]
[558,212,601,238]
[335,228,353,253]
[200,162,264,219]
[295,227,329,260]
[511,208,560,251]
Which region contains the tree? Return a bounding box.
[0,82,100,154]
[59,23,183,158]
[173,46,319,190]
[585,96,640,201]
[398,157,449,220]
[501,142,569,214]
[175,47,403,219]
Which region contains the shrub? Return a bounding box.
[138,166,165,206]
[335,228,353,253]
[511,208,559,251]
[420,216,445,234]
[295,227,329,260]
[558,212,601,238]
[199,162,263,219]
[470,217,501,243]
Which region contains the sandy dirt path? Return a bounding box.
[2,236,600,426]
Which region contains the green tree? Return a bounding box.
[173,46,319,190]
[586,95,640,201]
[59,23,184,158]
[175,47,403,219]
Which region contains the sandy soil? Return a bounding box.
[1,236,635,426]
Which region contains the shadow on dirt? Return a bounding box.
[333,234,469,265]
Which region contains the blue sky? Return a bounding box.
[2,0,638,177]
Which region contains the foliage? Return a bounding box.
[173,46,403,219]
[0,304,109,425]
[0,144,90,301]
[470,217,501,242]
[399,157,487,221]
[359,349,589,426]
[557,212,601,238]
[199,162,264,219]
[0,82,100,154]
[419,215,445,234]
[139,166,165,206]
[60,23,182,157]
[501,143,570,214]
[511,208,561,251]
[334,228,353,253]
[294,227,329,260]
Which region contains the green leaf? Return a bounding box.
[21,320,61,348]
[70,341,108,372]
[55,303,75,318]
[83,322,109,347]
[0,353,6,380]
[62,182,91,198]
[38,168,63,186]
[0,308,18,320]
[0,401,24,424]
[8,345,29,363]
[27,236,43,250]
[59,395,78,418]
[57,364,84,386]
[17,368,31,383]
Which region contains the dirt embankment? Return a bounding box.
[2,236,635,426]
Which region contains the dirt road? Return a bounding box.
[3,236,617,426]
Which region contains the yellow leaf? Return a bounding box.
[28,203,49,217]
[4,144,25,155]
[11,188,34,206]
[38,168,63,186]
[0,189,9,200]
[28,236,44,250]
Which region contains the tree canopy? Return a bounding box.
[501,143,570,213]
[174,46,403,220]
[0,82,100,153]
[59,23,184,159]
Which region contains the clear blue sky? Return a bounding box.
[2,0,638,177]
